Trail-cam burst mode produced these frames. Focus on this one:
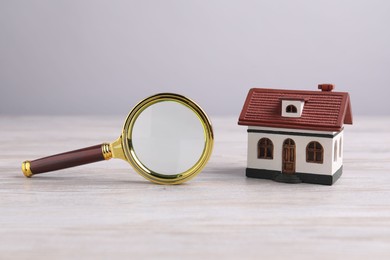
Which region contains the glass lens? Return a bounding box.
[130,101,205,175]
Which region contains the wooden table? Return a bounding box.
[0,116,389,259]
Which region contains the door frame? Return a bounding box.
[282,138,296,174]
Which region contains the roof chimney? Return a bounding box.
[318,84,334,92]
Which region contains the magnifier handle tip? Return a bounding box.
[22,161,33,177]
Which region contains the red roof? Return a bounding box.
[238,88,353,132]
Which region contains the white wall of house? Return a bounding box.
[332,131,344,173]
[247,126,344,176]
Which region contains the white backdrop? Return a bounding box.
[1,0,389,116]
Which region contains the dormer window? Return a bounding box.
[286,105,297,113]
[281,99,305,118]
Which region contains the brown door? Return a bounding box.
[282,139,296,174]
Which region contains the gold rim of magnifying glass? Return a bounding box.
[121,93,214,185]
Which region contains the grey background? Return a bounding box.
[1,0,389,116]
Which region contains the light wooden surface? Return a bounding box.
[0,115,389,260]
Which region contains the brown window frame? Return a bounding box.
[286,105,297,113]
[258,138,274,159]
[306,141,324,164]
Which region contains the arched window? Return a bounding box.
[306,141,323,164]
[258,138,273,159]
[334,142,338,162]
[286,105,297,113]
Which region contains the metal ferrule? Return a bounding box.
[102,143,113,160]
[22,161,33,178]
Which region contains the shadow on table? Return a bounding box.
[205,166,245,178]
[11,165,247,187]
[12,172,152,186]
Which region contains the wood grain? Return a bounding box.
[0,116,389,260]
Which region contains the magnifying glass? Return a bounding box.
[21,93,213,184]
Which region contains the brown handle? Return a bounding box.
[22,144,111,177]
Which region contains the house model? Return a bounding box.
[238,84,353,185]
